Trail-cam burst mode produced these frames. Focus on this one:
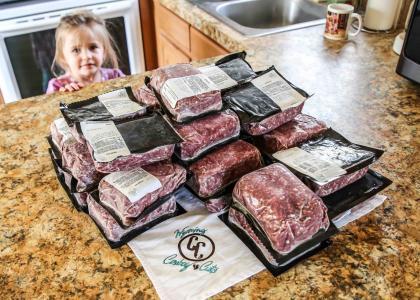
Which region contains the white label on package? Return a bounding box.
[80,121,130,162]
[53,118,74,144]
[104,168,162,203]
[273,147,346,183]
[98,88,144,117]
[161,74,218,108]
[251,70,306,110]
[198,65,237,89]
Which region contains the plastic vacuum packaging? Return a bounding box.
[173,109,240,161]
[76,113,182,173]
[133,85,160,109]
[257,114,328,153]
[87,192,184,248]
[50,118,77,153]
[96,161,186,227]
[224,163,336,275]
[204,195,231,213]
[149,63,223,122]
[271,129,384,196]
[198,51,256,90]
[188,140,263,198]
[60,87,147,126]
[223,67,310,136]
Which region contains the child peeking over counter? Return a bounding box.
[46,11,125,94]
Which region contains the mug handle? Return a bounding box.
[349,13,362,37]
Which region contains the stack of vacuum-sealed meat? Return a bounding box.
[48,51,392,275]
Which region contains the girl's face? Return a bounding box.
[62,25,105,82]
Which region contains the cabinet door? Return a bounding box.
[190,27,228,60]
[159,34,190,66]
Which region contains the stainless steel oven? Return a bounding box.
[0,0,145,103]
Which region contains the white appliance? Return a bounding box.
[0,0,145,103]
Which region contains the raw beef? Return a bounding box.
[89,144,175,173]
[189,140,262,198]
[314,167,369,197]
[150,63,222,122]
[244,102,304,136]
[98,161,186,226]
[232,163,329,254]
[50,119,77,153]
[73,192,88,209]
[133,85,160,109]
[87,194,177,243]
[174,109,240,161]
[258,114,328,153]
[204,195,230,213]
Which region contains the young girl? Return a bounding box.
[46,11,125,94]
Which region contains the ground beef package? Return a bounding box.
[133,85,160,109]
[223,66,310,136]
[50,118,77,153]
[198,51,256,90]
[60,87,147,126]
[87,192,185,248]
[222,163,336,275]
[75,113,182,173]
[173,109,241,161]
[187,140,263,198]
[149,63,223,122]
[270,128,384,196]
[257,114,328,153]
[95,161,187,227]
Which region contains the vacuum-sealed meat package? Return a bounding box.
[60,87,147,125]
[87,193,182,248]
[230,163,330,257]
[271,129,384,196]
[150,63,222,122]
[133,85,160,109]
[76,113,182,173]
[223,67,310,135]
[97,161,186,227]
[257,114,328,153]
[188,140,262,198]
[198,51,256,90]
[174,109,240,161]
[50,118,77,153]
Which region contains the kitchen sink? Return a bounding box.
[188,0,327,37]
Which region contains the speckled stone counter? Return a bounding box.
[1,2,419,299]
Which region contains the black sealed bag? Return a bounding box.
[60,87,147,126]
[270,129,384,196]
[223,66,310,136]
[75,113,183,173]
[198,51,256,90]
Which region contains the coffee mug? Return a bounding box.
[324,4,362,40]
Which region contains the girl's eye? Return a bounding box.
[72,48,80,54]
[90,44,99,51]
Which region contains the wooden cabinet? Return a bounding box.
[153,0,228,67]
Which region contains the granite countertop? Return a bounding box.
[1,1,419,298]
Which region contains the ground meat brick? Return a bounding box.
[174,109,240,161]
[205,195,230,213]
[99,161,186,227]
[189,140,262,198]
[87,195,176,243]
[133,85,160,109]
[150,63,222,122]
[232,163,329,254]
[315,167,369,197]
[258,114,328,153]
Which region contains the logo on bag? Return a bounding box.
[162,226,219,274]
[178,234,215,262]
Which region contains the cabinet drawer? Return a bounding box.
[157,3,190,54]
[190,27,228,60]
[159,34,190,66]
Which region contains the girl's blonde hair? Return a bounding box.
[51,10,119,76]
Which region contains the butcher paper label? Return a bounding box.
[53,118,74,145]
[198,65,237,90]
[80,121,130,162]
[273,147,346,183]
[161,74,218,108]
[252,70,306,110]
[104,168,162,203]
[98,88,144,117]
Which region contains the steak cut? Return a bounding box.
[98,161,186,227]
[258,114,328,153]
[87,194,177,243]
[189,140,262,198]
[232,163,329,254]
[150,63,222,122]
[174,109,240,161]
